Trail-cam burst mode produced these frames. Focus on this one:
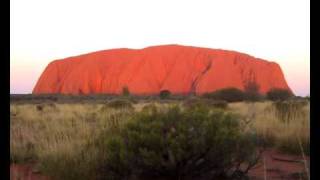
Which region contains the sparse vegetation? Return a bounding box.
[272,100,307,123]
[305,95,310,101]
[183,98,228,110]
[10,96,309,179]
[100,105,259,180]
[228,101,309,156]
[203,88,246,102]
[106,99,134,110]
[159,90,171,99]
[243,80,263,101]
[122,86,130,97]
[10,103,134,180]
[266,88,293,101]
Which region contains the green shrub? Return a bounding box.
[266,88,293,101]
[159,90,171,99]
[203,88,245,102]
[99,105,259,180]
[122,86,130,97]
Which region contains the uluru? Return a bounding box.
[33,44,292,95]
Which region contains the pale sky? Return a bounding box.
[10,0,310,96]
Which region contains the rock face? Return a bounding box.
[33,44,292,95]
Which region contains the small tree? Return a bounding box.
[122,86,130,97]
[244,80,262,101]
[159,90,171,99]
[266,88,292,101]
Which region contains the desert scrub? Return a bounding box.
[183,98,228,110]
[37,142,102,180]
[104,99,134,110]
[266,88,293,101]
[209,100,228,109]
[99,105,260,180]
[203,88,246,102]
[248,101,309,155]
[159,90,171,99]
[10,100,309,179]
[10,103,134,180]
[269,100,309,155]
[228,101,309,155]
[272,100,308,124]
[122,86,130,97]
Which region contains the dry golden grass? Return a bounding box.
[10,103,136,179]
[228,101,310,155]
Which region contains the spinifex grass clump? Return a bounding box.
[105,99,134,110]
[272,100,307,124]
[100,105,259,180]
[271,101,309,155]
[257,101,310,155]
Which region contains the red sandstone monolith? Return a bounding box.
[33,44,292,95]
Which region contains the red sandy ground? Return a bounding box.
[10,149,309,180]
[248,148,309,180]
[10,163,49,180]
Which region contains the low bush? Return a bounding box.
[159,90,171,99]
[99,105,260,180]
[243,81,263,102]
[244,92,264,102]
[36,104,44,111]
[203,88,245,102]
[266,88,293,101]
[122,86,130,97]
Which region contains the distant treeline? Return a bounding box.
[10,87,308,104]
[10,93,188,104]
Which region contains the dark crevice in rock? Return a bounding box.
[189,57,212,95]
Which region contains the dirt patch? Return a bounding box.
[248,148,309,179]
[10,164,50,180]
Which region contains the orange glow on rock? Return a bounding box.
[33,45,292,95]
